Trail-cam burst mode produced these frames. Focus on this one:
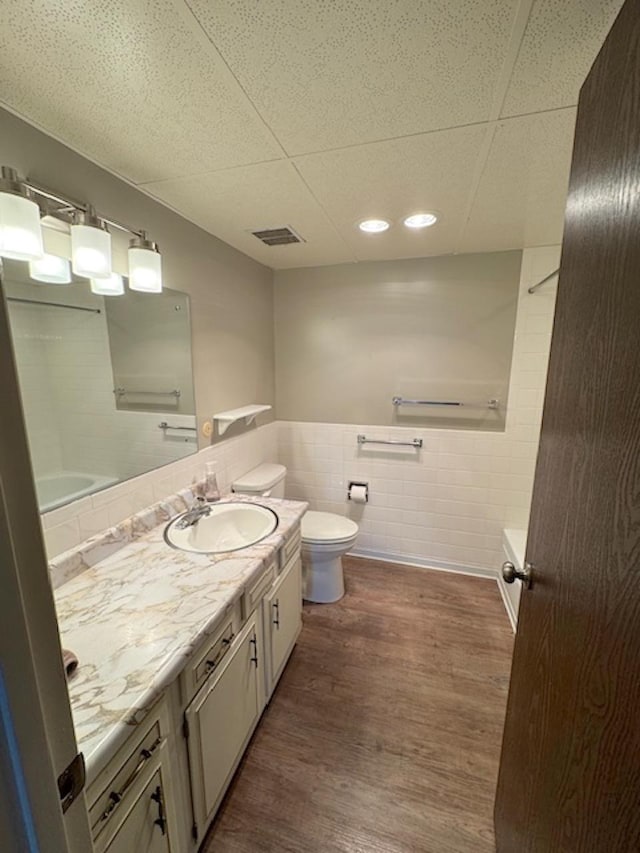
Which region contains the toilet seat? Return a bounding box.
[301,511,359,545]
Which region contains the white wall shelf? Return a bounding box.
[213,405,272,436]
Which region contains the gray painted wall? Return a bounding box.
[0,108,275,446]
[274,251,521,430]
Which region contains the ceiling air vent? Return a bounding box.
[250,226,305,247]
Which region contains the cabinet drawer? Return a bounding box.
[193,621,236,687]
[97,765,171,853]
[181,601,242,703]
[89,718,164,838]
[242,559,276,617]
[279,526,301,572]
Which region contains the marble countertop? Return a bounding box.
[54,495,307,784]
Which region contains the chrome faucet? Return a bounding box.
[176,496,212,529]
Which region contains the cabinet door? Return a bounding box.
[102,768,171,853]
[264,554,302,695]
[185,615,262,831]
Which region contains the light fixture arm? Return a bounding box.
[0,166,33,200]
[20,174,146,239]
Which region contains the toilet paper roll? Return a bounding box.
[349,484,368,504]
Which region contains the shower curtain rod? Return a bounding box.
[528,268,559,294]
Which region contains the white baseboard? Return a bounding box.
[496,574,518,633]
[348,547,499,580]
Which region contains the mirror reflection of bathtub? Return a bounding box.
[3,257,198,513]
[35,472,118,513]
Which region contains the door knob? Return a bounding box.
[501,560,533,589]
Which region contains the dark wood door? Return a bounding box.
[494,2,640,850]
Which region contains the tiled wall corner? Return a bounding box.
[277,246,560,574]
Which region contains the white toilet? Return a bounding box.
[231,463,359,604]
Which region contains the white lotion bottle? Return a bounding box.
[204,461,220,502]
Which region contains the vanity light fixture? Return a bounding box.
[403,212,438,229]
[71,206,112,279]
[90,272,124,296]
[0,166,44,261]
[128,232,162,293]
[358,218,390,233]
[0,165,163,297]
[28,253,72,284]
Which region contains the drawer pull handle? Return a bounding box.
[205,632,235,674]
[249,633,259,668]
[151,785,166,836]
[98,736,163,825]
[273,599,280,629]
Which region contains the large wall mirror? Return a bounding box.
[3,259,197,512]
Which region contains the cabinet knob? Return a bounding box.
[273,599,280,629]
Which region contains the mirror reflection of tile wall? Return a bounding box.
[4,260,197,512]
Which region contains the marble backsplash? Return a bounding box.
[48,482,204,589]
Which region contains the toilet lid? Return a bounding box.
[302,511,359,544]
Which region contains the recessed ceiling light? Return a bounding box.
[404,212,438,229]
[358,218,390,233]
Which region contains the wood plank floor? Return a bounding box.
[201,557,514,853]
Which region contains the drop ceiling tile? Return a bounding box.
[144,160,355,268]
[501,0,623,117]
[187,0,520,154]
[0,0,283,184]
[294,124,488,260]
[459,108,576,254]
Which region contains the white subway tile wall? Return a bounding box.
[278,246,560,574]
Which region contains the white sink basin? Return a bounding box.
[165,502,278,554]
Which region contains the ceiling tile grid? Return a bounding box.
[458,107,578,253]
[185,0,520,154]
[144,159,355,268]
[0,0,284,184]
[293,123,489,260]
[0,0,625,268]
[500,0,624,118]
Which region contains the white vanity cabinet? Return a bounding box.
[263,550,302,698]
[88,701,179,853]
[87,523,304,853]
[183,529,302,844]
[98,768,171,853]
[184,614,263,835]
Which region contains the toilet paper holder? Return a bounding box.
[348,481,369,503]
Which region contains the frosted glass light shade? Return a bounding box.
[29,253,71,284]
[0,192,44,261]
[91,272,124,296]
[71,223,112,278]
[128,245,162,292]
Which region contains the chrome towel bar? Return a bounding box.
[115,387,181,398]
[357,434,422,448]
[392,396,499,410]
[158,421,196,431]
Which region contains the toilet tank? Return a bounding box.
[232,463,287,498]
